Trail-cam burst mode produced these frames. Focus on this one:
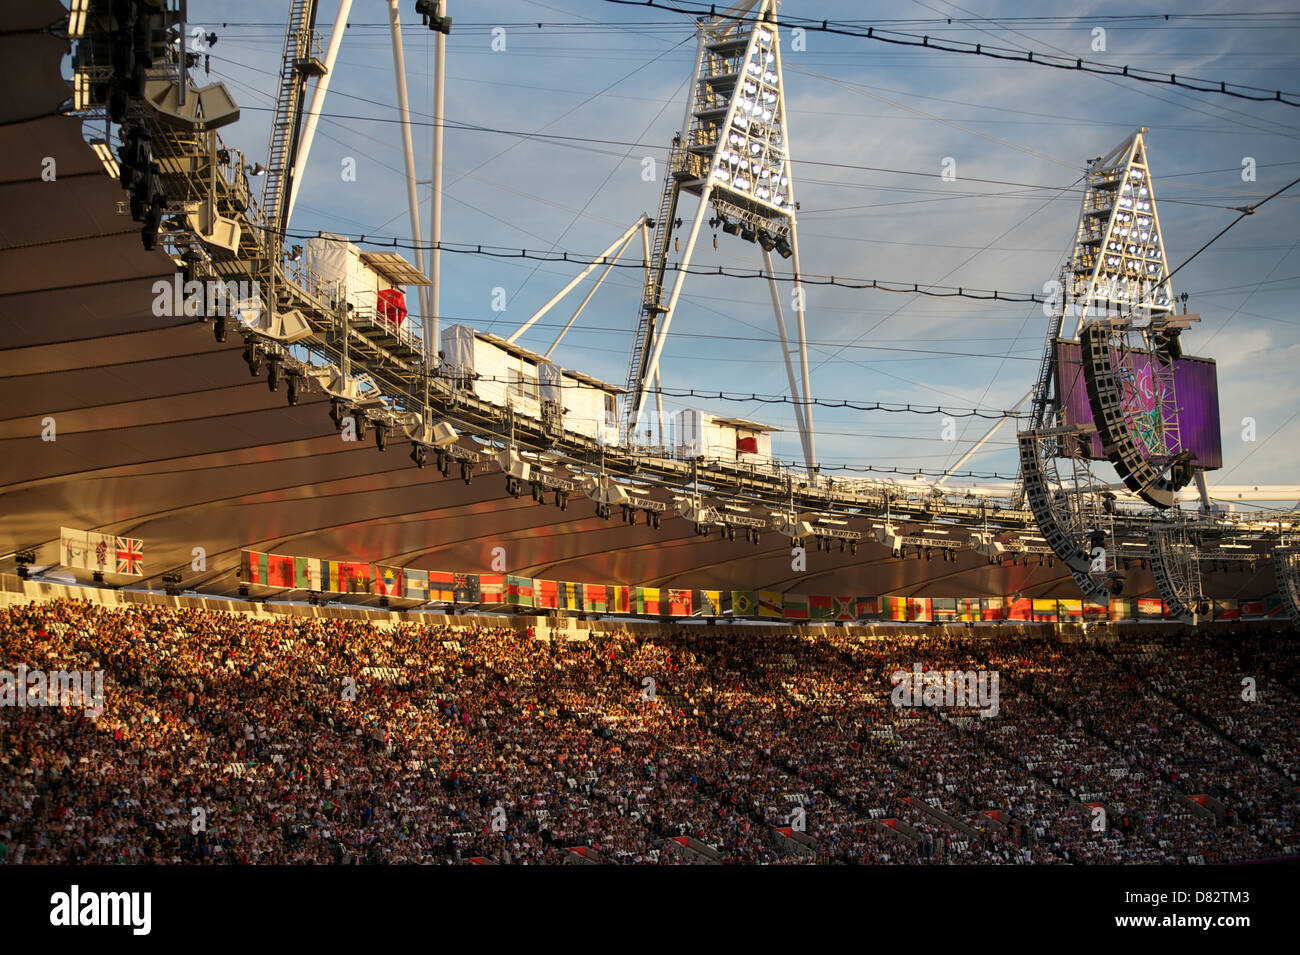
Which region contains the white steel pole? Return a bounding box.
[544,231,638,359]
[507,218,646,344]
[762,247,810,466]
[428,0,448,364]
[387,0,431,326]
[285,0,352,229]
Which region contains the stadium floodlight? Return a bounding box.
[410,442,427,468]
[285,371,300,406]
[68,0,89,39]
[89,138,119,179]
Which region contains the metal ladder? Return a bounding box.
[623,137,685,432]
[261,0,317,250]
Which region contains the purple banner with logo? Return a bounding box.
[1054,340,1222,469]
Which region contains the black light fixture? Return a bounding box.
[243,341,263,376]
[15,549,36,579]
[374,421,389,451]
[213,315,227,343]
[286,372,300,406]
[460,460,473,485]
[410,442,427,468]
[721,220,740,236]
[353,413,369,440]
[740,227,756,244]
[329,399,346,430]
[506,476,521,498]
[773,236,793,259]
[849,541,857,555]
[757,230,776,252]
[266,355,282,392]
[556,490,568,511]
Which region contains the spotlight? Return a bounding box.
[740,227,756,244]
[243,341,263,376]
[286,372,300,406]
[436,451,450,476]
[329,398,346,430]
[757,231,776,252]
[461,460,473,485]
[773,236,792,259]
[651,512,661,530]
[238,584,250,598]
[745,527,753,543]
[353,414,369,440]
[374,422,389,452]
[557,491,568,511]
[722,220,740,236]
[849,541,857,555]
[289,245,303,262]
[247,163,266,177]
[266,356,282,392]
[752,530,760,545]
[214,316,227,343]
[839,539,846,553]
[644,509,653,527]
[410,442,427,468]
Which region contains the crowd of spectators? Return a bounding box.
[1,598,1295,864]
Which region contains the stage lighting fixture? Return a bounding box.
[247,163,266,176]
[894,548,904,560]
[774,236,792,259]
[435,450,449,476]
[556,491,568,511]
[289,245,303,262]
[214,315,227,342]
[374,422,389,452]
[740,227,756,244]
[410,443,427,468]
[722,220,740,236]
[849,541,857,555]
[757,231,776,252]
[329,398,346,430]
[461,460,473,485]
[353,414,369,440]
[238,585,250,598]
[506,476,521,498]
[651,512,661,530]
[286,373,300,406]
[141,195,165,251]
[266,356,282,392]
[839,539,846,553]
[243,341,263,376]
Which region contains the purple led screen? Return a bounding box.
[1054,340,1222,470]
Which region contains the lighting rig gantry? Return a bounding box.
[1019,129,1207,607]
[622,0,817,475]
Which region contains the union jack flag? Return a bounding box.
[115,537,144,576]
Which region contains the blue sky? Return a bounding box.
[186,0,1300,491]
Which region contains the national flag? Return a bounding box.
[809,594,834,620]
[559,581,583,611]
[666,589,692,616]
[832,595,856,621]
[242,550,270,585]
[1137,598,1163,619]
[1007,597,1032,621]
[931,598,957,622]
[506,575,534,607]
[634,586,659,615]
[479,574,505,604]
[111,537,144,577]
[1211,599,1237,622]
[957,598,980,622]
[758,591,783,618]
[60,527,87,570]
[1238,600,1266,619]
[856,597,879,619]
[374,565,403,597]
[403,568,429,601]
[696,590,721,616]
[783,593,809,620]
[343,562,371,594]
[1059,598,1084,619]
[981,597,1006,621]
[294,557,321,591]
[730,591,756,617]
[611,586,630,614]
[1262,596,1285,618]
[882,596,906,621]
[584,583,607,613]
[453,573,481,604]
[266,554,294,588]
[535,580,558,610]
[87,532,114,575]
[1031,599,1059,623]
[1083,600,1108,620]
[428,571,455,602]
[907,598,932,623]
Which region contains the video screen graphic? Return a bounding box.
[1054,340,1223,469]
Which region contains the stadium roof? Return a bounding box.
[0,0,1279,607]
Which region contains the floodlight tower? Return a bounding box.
[624,0,816,473]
